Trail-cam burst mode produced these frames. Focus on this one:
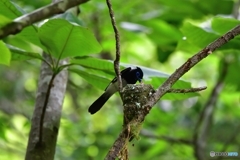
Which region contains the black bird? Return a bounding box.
[88,67,143,114]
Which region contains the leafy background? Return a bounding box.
[0,0,240,159]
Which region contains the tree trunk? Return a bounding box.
[25,53,68,160]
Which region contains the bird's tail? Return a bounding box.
[88,92,113,114]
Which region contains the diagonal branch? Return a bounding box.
[106,24,240,160]
[146,25,240,109]
[0,0,88,39]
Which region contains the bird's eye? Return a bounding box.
[136,72,140,77]
[136,72,142,81]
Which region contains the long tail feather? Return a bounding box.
[88,92,113,114]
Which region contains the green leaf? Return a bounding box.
[179,17,240,52]
[180,22,218,48]
[212,17,240,34]
[0,40,11,65]
[70,67,112,90]
[71,56,116,73]
[211,17,240,51]
[157,0,204,19]
[0,0,23,19]
[219,51,240,91]
[141,19,182,45]
[156,43,177,63]
[54,12,84,26]
[16,25,43,49]
[176,37,201,54]
[70,57,117,90]
[38,19,102,59]
[0,0,42,51]
[5,34,43,60]
[0,14,12,28]
[7,44,42,61]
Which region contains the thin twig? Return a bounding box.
[106,0,122,91]
[168,86,207,93]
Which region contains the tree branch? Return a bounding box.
[145,25,240,110]
[0,0,88,39]
[106,0,122,90]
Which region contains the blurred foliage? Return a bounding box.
[0,0,240,160]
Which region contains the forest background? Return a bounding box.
[0,0,240,159]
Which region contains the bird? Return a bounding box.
[88,67,143,114]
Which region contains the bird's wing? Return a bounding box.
[104,67,131,91]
